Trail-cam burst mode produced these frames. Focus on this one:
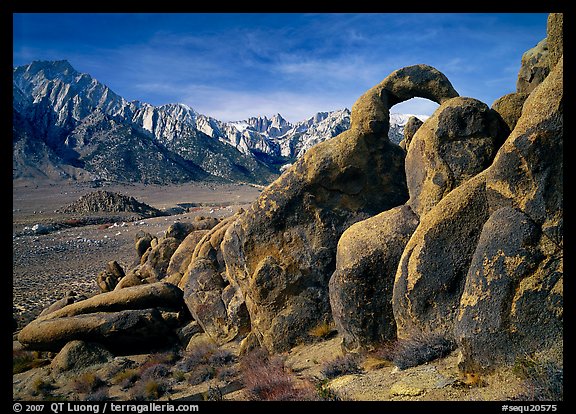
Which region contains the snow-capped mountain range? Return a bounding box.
[13,60,428,185]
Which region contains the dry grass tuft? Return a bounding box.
[308,320,337,341]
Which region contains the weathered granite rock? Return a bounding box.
[181,213,250,345]
[116,236,181,289]
[405,97,508,219]
[18,282,184,351]
[39,291,88,317]
[491,92,528,132]
[329,205,419,352]
[454,207,543,371]
[50,340,114,373]
[19,308,174,352]
[134,232,155,260]
[399,116,423,151]
[165,230,210,285]
[136,237,181,283]
[164,217,220,241]
[516,38,549,95]
[222,64,458,353]
[392,174,490,340]
[456,56,563,374]
[547,13,563,70]
[96,260,125,292]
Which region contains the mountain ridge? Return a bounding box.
[13,60,428,185]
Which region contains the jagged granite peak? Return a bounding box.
[13,60,427,185]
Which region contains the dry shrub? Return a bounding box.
[513,355,563,401]
[111,368,140,389]
[31,377,55,397]
[308,320,337,341]
[373,332,455,370]
[240,347,317,401]
[13,350,49,374]
[131,378,166,400]
[72,372,106,394]
[321,353,362,379]
[177,339,218,372]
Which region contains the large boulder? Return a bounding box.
[136,237,181,282]
[455,56,563,374]
[164,216,220,241]
[405,97,508,219]
[454,207,543,371]
[392,174,490,339]
[50,340,114,373]
[18,282,184,352]
[399,116,423,151]
[329,205,419,352]
[96,260,125,292]
[165,229,210,285]
[516,38,549,95]
[18,308,174,352]
[491,92,528,132]
[116,237,181,289]
[180,212,250,345]
[546,13,563,70]
[222,64,458,353]
[330,95,507,352]
[39,291,88,316]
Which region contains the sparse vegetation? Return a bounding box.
[85,388,110,401]
[513,354,563,401]
[321,353,363,379]
[374,332,456,370]
[111,368,140,389]
[13,350,49,374]
[315,379,347,401]
[131,378,167,400]
[205,385,224,401]
[31,377,56,397]
[72,372,106,394]
[308,320,337,341]
[239,347,317,401]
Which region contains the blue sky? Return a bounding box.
[13,13,548,123]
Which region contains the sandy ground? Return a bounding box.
[12,180,262,329]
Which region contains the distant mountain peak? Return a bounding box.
[13,59,425,185]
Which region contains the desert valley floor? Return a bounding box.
[12,179,262,329]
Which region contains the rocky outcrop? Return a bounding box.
[491,92,528,132]
[62,190,162,218]
[50,340,114,373]
[96,261,125,292]
[165,230,210,285]
[399,116,423,151]
[330,95,507,351]
[18,282,184,352]
[329,205,419,351]
[15,14,562,382]
[180,212,250,345]
[392,174,490,339]
[222,64,458,353]
[546,13,563,70]
[39,291,88,316]
[405,97,508,219]
[516,38,549,95]
[455,55,563,373]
